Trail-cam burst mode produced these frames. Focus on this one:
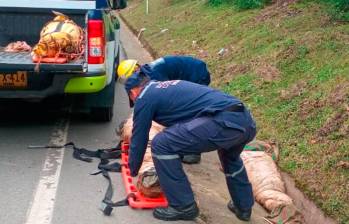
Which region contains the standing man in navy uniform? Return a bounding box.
[118,55,211,164]
[117,55,211,86]
[124,72,257,221]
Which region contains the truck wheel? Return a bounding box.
[86,53,117,122]
[91,106,114,122]
[86,77,115,122]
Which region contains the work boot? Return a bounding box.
[153,202,199,221]
[181,154,201,164]
[227,200,251,221]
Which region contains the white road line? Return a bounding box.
[25,118,69,224]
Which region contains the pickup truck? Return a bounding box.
[0,0,126,121]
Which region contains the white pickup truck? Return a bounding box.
[0,0,126,121]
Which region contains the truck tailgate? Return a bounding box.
[0,50,86,72]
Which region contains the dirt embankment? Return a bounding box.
[117,2,342,222]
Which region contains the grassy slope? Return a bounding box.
[121,0,349,222]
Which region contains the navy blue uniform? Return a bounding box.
[129,80,256,210]
[139,56,211,85]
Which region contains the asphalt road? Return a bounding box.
[0,28,193,224]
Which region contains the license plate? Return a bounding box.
[0,71,28,88]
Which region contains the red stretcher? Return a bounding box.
[120,142,168,209]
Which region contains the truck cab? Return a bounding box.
[0,0,126,121]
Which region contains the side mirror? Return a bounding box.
[112,0,127,9]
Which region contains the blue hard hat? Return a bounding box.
[124,71,149,107]
[124,71,144,94]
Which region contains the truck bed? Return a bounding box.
[0,7,87,73]
[0,48,86,72]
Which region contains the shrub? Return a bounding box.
[208,0,271,9]
[208,0,225,7]
[233,0,271,10]
[324,0,349,21]
[330,0,349,11]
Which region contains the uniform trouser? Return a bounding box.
[151,109,256,209]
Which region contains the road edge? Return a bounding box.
[118,13,157,60]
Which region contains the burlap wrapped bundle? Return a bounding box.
[119,114,164,198]
[242,141,304,223]
[241,150,293,210]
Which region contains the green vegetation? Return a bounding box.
[121,0,349,222]
[320,0,349,21]
[208,0,349,16]
[209,0,271,9]
[329,0,349,11]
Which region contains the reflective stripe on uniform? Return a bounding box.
[225,165,245,179]
[152,153,180,160]
[149,57,165,68]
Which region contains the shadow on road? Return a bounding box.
[0,97,68,124]
[0,96,97,125]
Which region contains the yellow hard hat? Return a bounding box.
[117,59,138,79]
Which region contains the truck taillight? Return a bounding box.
[88,20,105,64]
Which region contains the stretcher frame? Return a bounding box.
[120,142,168,209]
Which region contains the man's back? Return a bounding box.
[134,80,241,127]
[129,80,244,175]
[141,56,210,85]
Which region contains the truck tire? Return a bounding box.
[86,74,115,122]
[88,77,115,122]
[87,48,118,122]
[91,106,113,122]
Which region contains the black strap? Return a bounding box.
[67,141,133,215]
[97,160,135,216]
[28,141,130,215]
[100,193,136,216]
[63,141,123,162]
[27,142,122,162]
[100,168,134,206]
[90,161,123,175]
